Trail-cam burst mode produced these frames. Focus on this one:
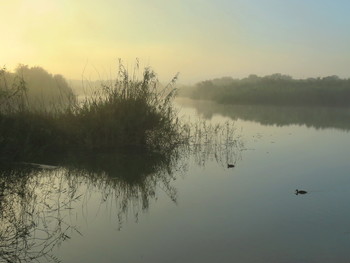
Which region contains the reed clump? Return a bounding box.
[0,64,183,160]
[68,64,181,152]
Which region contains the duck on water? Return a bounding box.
[295,189,307,195]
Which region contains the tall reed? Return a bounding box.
[0,63,183,160]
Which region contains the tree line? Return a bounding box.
[179,74,350,107]
[0,65,75,112]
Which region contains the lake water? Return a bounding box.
[1,98,350,263]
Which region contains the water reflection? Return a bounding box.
[177,98,350,131]
[0,164,80,263]
[0,131,242,262]
[0,151,180,262]
[64,150,182,220]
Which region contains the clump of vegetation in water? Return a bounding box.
[0,62,183,160]
[68,62,182,152]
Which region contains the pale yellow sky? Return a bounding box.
[1,0,350,83]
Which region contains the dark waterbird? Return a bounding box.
[295,189,307,195]
[227,164,235,168]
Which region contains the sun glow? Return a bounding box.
[1,0,350,83]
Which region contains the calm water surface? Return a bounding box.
[1,99,350,263]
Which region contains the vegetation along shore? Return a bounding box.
[0,63,185,161]
[179,74,350,107]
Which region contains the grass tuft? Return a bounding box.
[0,63,183,160]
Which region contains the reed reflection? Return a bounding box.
[0,123,242,262]
[0,164,81,263]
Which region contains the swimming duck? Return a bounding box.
[295,189,307,195]
[227,164,235,168]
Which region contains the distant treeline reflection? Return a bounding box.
[177,98,350,131]
[180,74,350,107]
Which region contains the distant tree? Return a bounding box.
[263,73,293,81]
[322,75,340,82]
[180,73,350,107]
[14,65,76,111]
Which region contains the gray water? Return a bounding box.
[1,99,350,263]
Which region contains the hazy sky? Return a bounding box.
[1,0,350,83]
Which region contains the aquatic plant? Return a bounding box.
[65,61,182,153]
[0,62,243,262]
[0,62,242,171]
[0,62,182,160]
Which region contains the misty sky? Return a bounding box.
[1,0,350,83]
